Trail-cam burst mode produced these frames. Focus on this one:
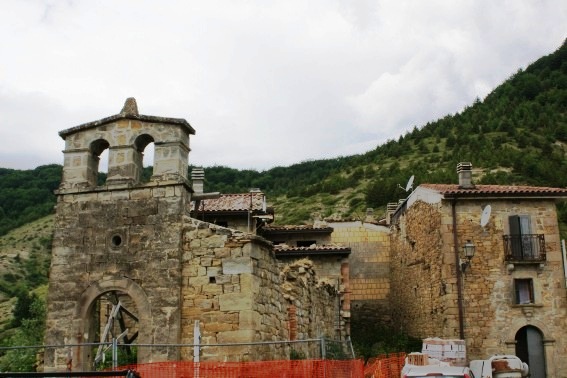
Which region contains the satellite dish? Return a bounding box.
[480,205,492,228]
[405,175,415,192]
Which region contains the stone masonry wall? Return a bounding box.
[454,199,567,374]
[389,201,449,338]
[45,184,190,370]
[330,222,391,324]
[180,219,342,362]
[280,259,341,357]
[390,198,567,375]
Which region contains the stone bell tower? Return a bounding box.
[44,98,196,371]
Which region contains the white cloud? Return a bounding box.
[0,0,565,171]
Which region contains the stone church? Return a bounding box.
[43,99,347,371]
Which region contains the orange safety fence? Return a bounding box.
[117,359,365,378]
[363,353,406,378]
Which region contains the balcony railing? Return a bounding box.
[503,234,546,262]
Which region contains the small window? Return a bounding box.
[514,279,534,304]
[297,240,316,247]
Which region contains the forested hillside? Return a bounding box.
[0,165,61,236]
[0,39,566,234]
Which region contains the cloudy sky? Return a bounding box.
[1,1,565,172]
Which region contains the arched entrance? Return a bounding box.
[75,278,152,371]
[515,325,546,378]
[91,290,139,369]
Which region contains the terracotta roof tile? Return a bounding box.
[274,244,350,256]
[420,184,567,198]
[263,225,333,233]
[195,193,265,212]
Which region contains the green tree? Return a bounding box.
[11,291,35,327]
[0,294,46,372]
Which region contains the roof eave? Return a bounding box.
[262,228,334,235]
[441,193,567,200]
[275,249,351,257]
[59,113,195,139]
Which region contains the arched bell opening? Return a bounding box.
[133,134,155,184]
[88,139,110,186]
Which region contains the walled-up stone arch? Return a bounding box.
[87,139,110,186]
[133,134,155,183]
[74,277,152,371]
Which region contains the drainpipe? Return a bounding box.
[561,239,567,289]
[452,198,465,340]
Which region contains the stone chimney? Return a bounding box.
[386,202,398,225]
[457,162,475,189]
[191,167,205,194]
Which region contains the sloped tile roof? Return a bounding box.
[421,184,567,198]
[274,244,351,256]
[262,225,334,233]
[195,193,265,212]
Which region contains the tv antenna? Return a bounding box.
[480,205,491,230]
[399,175,415,193]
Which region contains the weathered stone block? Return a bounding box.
[219,292,253,311]
[223,257,253,274]
[189,276,210,286]
[202,283,223,295]
[204,322,234,333]
[216,329,255,344]
[239,310,262,329]
[240,274,259,293]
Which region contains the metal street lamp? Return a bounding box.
[460,240,476,272]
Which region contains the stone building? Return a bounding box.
[193,195,354,337]
[389,162,567,377]
[190,170,273,232]
[44,99,345,371]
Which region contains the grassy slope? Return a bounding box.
[0,215,53,338]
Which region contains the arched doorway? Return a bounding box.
[75,278,151,371]
[90,290,139,369]
[515,325,546,378]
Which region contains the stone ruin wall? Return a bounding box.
[280,259,342,358]
[45,185,343,369]
[180,220,342,361]
[389,200,452,339]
